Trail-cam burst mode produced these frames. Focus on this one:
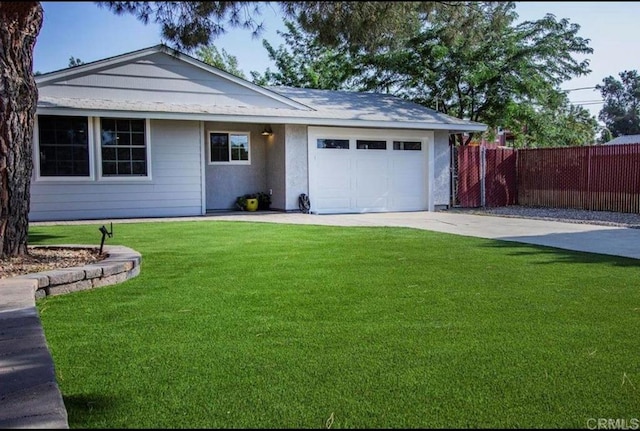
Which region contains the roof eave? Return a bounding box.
[35,105,487,132]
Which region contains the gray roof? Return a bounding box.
[604,134,640,145]
[38,92,486,132]
[35,45,486,133]
[267,86,485,130]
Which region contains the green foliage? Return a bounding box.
[504,93,598,147]
[353,2,595,146]
[256,191,271,210]
[235,194,248,210]
[250,21,356,90]
[195,44,246,78]
[32,221,640,428]
[68,56,84,67]
[596,70,640,138]
[99,1,271,51]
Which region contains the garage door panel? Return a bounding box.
[315,197,352,212]
[355,158,389,194]
[309,128,429,214]
[355,195,389,211]
[316,155,351,191]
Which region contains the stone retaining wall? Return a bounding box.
[15,245,142,298]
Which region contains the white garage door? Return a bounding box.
[308,127,432,214]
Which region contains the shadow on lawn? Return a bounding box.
[28,232,66,243]
[63,393,120,427]
[484,228,640,268]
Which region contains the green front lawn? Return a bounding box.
[32,221,640,429]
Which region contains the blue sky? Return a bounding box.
[34,1,640,119]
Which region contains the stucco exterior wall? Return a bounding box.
[203,122,268,210]
[433,130,451,208]
[284,124,309,211]
[265,125,286,211]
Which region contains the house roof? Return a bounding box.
[35,45,487,133]
[603,134,640,145]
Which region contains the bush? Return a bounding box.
[257,192,271,210]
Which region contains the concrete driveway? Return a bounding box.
[205,211,640,260]
[34,210,640,261]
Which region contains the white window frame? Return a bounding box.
[96,117,152,181]
[207,130,251,165]
[33,115,96,182]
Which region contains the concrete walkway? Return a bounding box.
[4,210,637,428]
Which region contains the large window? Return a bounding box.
[37,115,90,177]
[209,132,250,163]
[101,118,148,176]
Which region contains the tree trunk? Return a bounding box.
[0,3,43,258]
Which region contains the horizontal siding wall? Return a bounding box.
[30,119,203,221]
[40,53,295,109]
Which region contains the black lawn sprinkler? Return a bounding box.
[98,222,113,255]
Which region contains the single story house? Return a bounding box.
[603,134,640,145]
[31,44,486,222]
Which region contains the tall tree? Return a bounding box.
[195,44,245,78]
[596,70,640,137]
[353,2,594,145]
[0,3,43,257]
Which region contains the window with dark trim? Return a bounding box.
[37,115,90,177]
[100,118,147,176]
[317,139,349,149]
[393,141,422,151]
[356,140,387,150]
[209,132,250,163]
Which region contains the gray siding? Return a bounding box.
[29,119,203,221]
[204,122,268,210]
[284,125,309,211]
[40,53,295,109]
[433,130,451,207]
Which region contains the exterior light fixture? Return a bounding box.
[261,125,273,136]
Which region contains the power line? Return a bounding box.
[571,99,604,103]
[574,101,604,106]
[562,86,598,92]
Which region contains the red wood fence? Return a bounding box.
[518,143,640,213]
[454,143,640,214]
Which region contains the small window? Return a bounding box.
[101,118,148,176]
[357,140,386,150]
[38,115,90,177]
[317,139,349,149]
[393,141,422,151]
[210,132,250,163]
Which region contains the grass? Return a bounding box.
[32,220,640,429]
